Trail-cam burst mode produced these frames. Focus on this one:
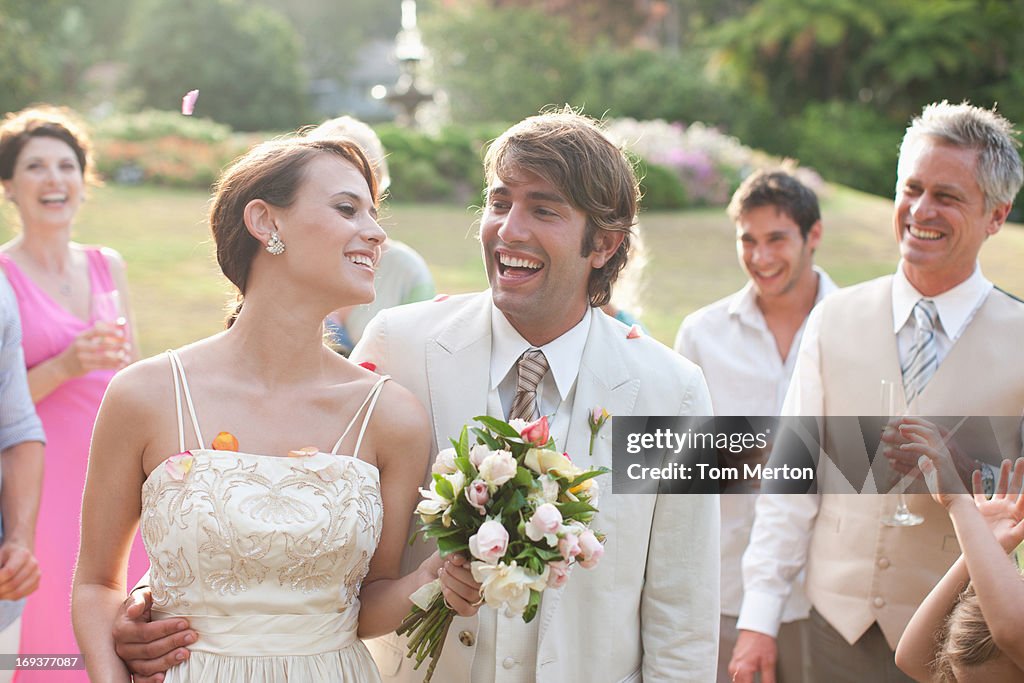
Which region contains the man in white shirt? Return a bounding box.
[675,170,836,683]
[730,103,1024,683]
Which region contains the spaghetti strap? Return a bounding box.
[330,375,391,458]
[166,350,205,451]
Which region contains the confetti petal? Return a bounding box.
[211,431,239,451]
[433,294,449,302]
[288,446,320,458]
[626,324,643,339]
[313,462,346,482]
[165,452,194,481]
[181,89,199,115]
[358,361,377,372]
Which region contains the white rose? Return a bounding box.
[443,470,467,498]
[431,447,459,475]
[478,450,517,489]
[469,444,491,469]
[471,560,549,617]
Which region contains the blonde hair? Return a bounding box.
[934,583,1005,681]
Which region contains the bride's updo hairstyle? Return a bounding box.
[209,137,377,327]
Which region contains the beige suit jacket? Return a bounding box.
[351,292,720,683]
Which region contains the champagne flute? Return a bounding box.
[91,289,131,364]
[881,379,924,527]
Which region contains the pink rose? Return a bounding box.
[519,416,550,446]
[465,479,489,515]
[558,533,581,562]
[546,560,570,589]
[469,520,509,565]
[525,503,563,545]
[578,529,604,569]
[479,450,517,488]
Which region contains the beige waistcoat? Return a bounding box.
[807,275,1024,648]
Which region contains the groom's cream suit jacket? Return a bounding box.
[351,292,720,683]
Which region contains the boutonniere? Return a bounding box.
[587,407,611,456]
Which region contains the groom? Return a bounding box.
[111,110,720,682]
[351,110,719,682]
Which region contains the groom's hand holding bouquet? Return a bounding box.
[398,415,609,681]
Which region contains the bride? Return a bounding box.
[72,137,458,681]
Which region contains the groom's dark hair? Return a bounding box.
[484,107,638,308]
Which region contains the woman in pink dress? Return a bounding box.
[0,105,148,680]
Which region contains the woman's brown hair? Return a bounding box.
[210,137,377,327]
[0,105,96,184]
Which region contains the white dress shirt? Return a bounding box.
[736,262,992,638]
[676,267,836,620]
[475,304,591,682]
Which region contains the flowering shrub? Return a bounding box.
[606,118,825,207]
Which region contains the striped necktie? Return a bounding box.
[508,349,549,421]
[902,299,939,403]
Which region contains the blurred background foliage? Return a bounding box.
[2,0,1023,203]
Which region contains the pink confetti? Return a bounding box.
[433,294,450,302]
[626,324,642,339]
[181,89,199,115]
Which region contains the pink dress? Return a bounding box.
[0,249,148,681]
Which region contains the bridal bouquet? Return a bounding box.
[397,415,609,681]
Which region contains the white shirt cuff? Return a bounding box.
[735,590,787,638]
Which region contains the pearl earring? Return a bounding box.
[266,233,285,255]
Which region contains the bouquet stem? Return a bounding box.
[396,594,455,682]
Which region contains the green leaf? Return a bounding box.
[436,535,469,555]
[513,466,535,487]
[457,426,470,459]
[474,415,522,439]
[567,468,609,488]
[433,474,454,501]
[423,526,464,540]
[523,589,542,623]
[471,427,502,451]
[556,500,597,518]
[455,454,476,479]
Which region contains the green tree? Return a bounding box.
[122,0,308,131]
[0,0,71,112]
[422,4,582,124]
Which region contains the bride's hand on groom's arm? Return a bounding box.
[112,588,197,682]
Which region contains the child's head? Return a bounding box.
[935,584,1023,682]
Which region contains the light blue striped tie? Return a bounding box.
[902,299,939,403]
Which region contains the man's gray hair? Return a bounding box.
[898,101,1023,210]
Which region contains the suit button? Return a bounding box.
[458,630,475,647]
[873,597,885,608]
[878,557,890,569]
[502,657,516,669]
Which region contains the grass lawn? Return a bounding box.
[3,183,1023,355]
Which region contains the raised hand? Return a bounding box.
[897,417,966,507]
[968,457,1024,553]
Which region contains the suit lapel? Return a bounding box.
[425,293,494,452]
[536,311,640,648]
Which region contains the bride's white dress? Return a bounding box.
[140,350,387,682]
